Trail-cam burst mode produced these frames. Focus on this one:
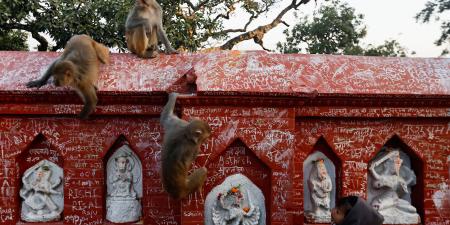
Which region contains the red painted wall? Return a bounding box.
[0,51,448,225]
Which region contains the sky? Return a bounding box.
[27,0,449,57]
[226,0,449,57]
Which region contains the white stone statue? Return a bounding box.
[205,174,266,225]
[20,159,63,222]
[106,145,142,223]
[368,148,420,224]
[303,151,336,223]
[307,158,332,222]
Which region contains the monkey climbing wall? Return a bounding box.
[0,50,448,225]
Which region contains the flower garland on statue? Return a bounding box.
[216,184,250,213]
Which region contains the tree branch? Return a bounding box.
[0,23,48,51]
[31,32,48,51]
[220,0,311,50]
[216,13,257,34]
[183,0,210,11]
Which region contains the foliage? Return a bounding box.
[277,0,366,54]
[363,40,407,57]
[0,0,310,51]
[0,30,28,51]
[277,0,408,57]
[0,0,131,51]
[415,0,449,55]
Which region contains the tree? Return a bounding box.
[364,40,407,57]
[0,0,132,51]
[415,0,449,55]
[277,0,408,56]
[277,0,367,54]
[0,30,28,51]
[0,0,315,52]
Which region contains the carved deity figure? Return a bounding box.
[106,146,142,223]
[369,148,420,224]
[20,160,63,222]
[109,155,137,198]
[212,186,260,225]
[307,158,332,222]
[205,174,266,225]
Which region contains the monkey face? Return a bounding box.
[53,72,73,87]
[187,120,211,144]
[53,61,76,87]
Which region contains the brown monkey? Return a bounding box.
[125,0,178,58]
[160,93,211,199]
[26,34,109,119]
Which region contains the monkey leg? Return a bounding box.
[127,26,154,58]
[92,42,110,64]
[179,167,207,199]
[78,84,98,119]
[157,26,178,54]
[144,26,159,58]
[26,59,60,88]
[145,49,158,58]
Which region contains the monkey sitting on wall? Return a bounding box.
[125,0,178,58]
[160,93,211,199]
[26,34,109,119]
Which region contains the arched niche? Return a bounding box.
[303,142,337,224]
[367,135,423,224]
[204,174,266,225]
[17,133,63,176]
[205,139,271,224]
[17,134,64,222]
[20,159,64,222]
[104,139,143,223]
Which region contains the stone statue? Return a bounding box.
[106,145,142,223]
[213,187,260,225]
[205,174,266,225]
[369,148,420,224]
[20,160,63,222]
[110,155,137,198]
[307,158,332,222]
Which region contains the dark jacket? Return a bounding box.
[341,197,384,225]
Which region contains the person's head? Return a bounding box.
[331,195,358,224]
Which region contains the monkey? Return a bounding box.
[26,34,109,119]
[160,93,211,199]
[125,0,178,58]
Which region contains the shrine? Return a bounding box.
[0,50,448,225]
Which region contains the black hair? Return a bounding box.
[336,195,358,217]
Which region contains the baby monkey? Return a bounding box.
[26,35,109,119]
[125,0,178,58]
[160,93,211,199]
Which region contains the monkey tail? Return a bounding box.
[92,41,110,64]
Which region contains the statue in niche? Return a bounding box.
[212,185,260,225]
[106,145,142,223]
[20,159,63,222]
[205,174,266,225]
[307,158,332,222]
[369,148,420,224]
[110,155,137,198]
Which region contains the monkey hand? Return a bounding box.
[165,48,179,54]
[79,106,94,119]
[175,93,196,98]
[26,79,46,89]
[168,92,179,99]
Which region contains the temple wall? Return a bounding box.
[0,51,448,225]
[0,105,448,225]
